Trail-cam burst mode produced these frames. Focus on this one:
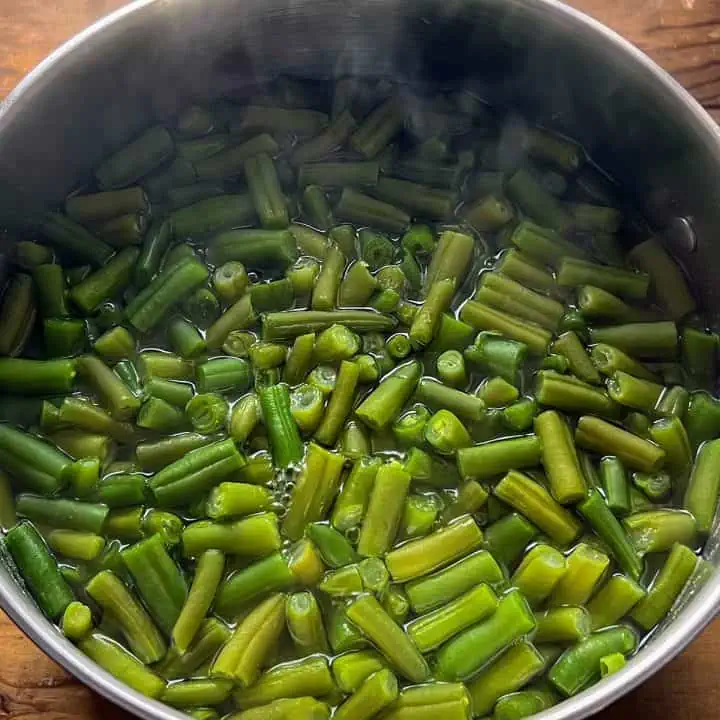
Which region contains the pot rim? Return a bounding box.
[1,1,719,718]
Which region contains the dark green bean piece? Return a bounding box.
[0,274,37,356]
[41,213,114,267]
[6,521,74,619]
[335,188,409,234]
[245,153,289,229]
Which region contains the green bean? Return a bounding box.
[468,641,546,717]
[194,133,279,180]
[298,161,380,189]
[600,456,631,516]
[183,288,221,329]
[625,509,697,555]
[579,490,643,579]
[283,442,345,540]
[285,591,330,656]
[43,318,86,358]
[494,689,557,719]
[535,410,586,504]
[290,110,357,165]
[575,415,665,473]
[182,513,279,559]
[484,512,537,570]
[214,553,294,619]
[60,600,93,641]
[211,593,286,685]
[683,437,720,534]
[496,248,561,297]
[457,435,541,481]
[171,549,225,653]
[149,437,245,507]
[549,542,610,607]
[435,589,536,681]
[460,301,551,355]
[85,570,166,663]
[548,626,637,696]
[510,543,567,607]
[206,482,272,521]
[356,360,420,430]
[590,343,658,382]
[6,521,74,619]
[229,698,330,720]
[243,153,289,229]
[505,167,575,228]
[162,678,233,708]
[335,188,409,234]
[96,126,173,189]
[41,213,114,267]
[587,574,646,630]
[357,461,410,557]
[121,533,187,636]
[494,470,582,546]
[589,321,678,361]
[232,655,335,708]
[406,550,504,614]
[32,264,67,319]
[628,238,696,320]
[80,632,166,698]
[346,593,429,682]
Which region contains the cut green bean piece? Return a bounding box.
[684,437,720,534]
[601,456,631,516]
[386,514,483,582]
[85,570,166,663]
[468,641,546,717]
[511,543,567,607]
[589,322,678,360]
[331,457,381,532]
[6,521,74,619]
[356,360,421,430]
[587,574,646,630]
[172,549,225,653]
[406,550,504,614]
[435,589,536,681]
[629,238,696,320]
[346,593,430,683]
[461,301,551,355]
[407,583,497,653]
[80,633,166,699]
[494,470,582,546]
[485,513,538,570]
[457,435,541,482]
[579,490,642,579]
[494,689,556,719]
[211,593,286,685]
[624,509,697,555]
[233,655,335,708]
[283,443,345,540]
[575,415,665,473]
[415,377,486,422]
[549,542,610,607]
[335,188,409,234]
[358,461,410,557]
[535,410,586,504]
[548,626,637,696]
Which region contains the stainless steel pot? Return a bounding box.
[0,0,718,717]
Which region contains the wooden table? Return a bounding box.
[0,0,720,717]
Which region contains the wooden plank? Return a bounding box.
[0,0,719,718]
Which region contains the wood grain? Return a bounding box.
[0,0,719,718]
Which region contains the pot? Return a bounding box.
[0,0,718,717]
